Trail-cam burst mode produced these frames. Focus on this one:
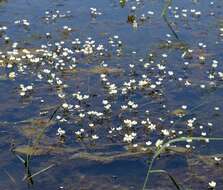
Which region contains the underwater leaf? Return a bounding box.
[14,146,49,156]
[14,145,84,156]
[88,66,123,74]
[119,0,126,8]
[171,109,187,116]
[127,15,136,24]
[165,146,189,154]
[19,118,55,139]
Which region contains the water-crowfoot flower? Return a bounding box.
[9,72,16,79]
[56,128,66,136]
[123,119,137,128]
[155,139,163,148]
[73,92,89,101]
[127,101,138,109]
[75,128,85,138]
[214,157,221,163]
[90,8,102,17]
[141,118,156,131]
[19,84,33,96]
[123,133,137,143]
[208,181,216,189]
[146,141,152,146]
[92,134,99,140]
[161,129,170,136]
[187,118,196,128]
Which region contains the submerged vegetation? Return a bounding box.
[0,0,223,189]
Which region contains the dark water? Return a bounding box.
[0,0,223,189]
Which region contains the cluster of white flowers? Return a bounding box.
[0,26,7,31]
[141,118,156,131]
[44,10,72,23]
[73,92,89,101]
[75,128,85,137]
[62,103,73,110]
[14,19,30,26]
[123,133,137,143]
[81,38,95,55]
[87,111,104,117]
[123,119,137,128]
[108,83,118,95]
[102,99,111,110]
[90,8,102,17]
[63,25,72,32]
[19,84,33,96]
[127,101,138,109]
[138,79,150,88]
[122,79,137,94]
[0,6,220,187]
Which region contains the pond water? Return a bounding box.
[0,0,223,189]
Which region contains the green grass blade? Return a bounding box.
[142,137,223,190]
[161,0,172,17]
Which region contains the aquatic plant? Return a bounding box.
[142,137,223,190]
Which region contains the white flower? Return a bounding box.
[121,105,128,110]
[9,72,16,79]
[181,105,187,109]
[201,132,207,136]
[132,20,138,28]
[139,80,149,87]
[208,181,216,188]
[102,100,109,105]
[161,129,170,136]
[168,71,174,76]
[56,128,66,136]
[131,6,136,11]
[20,91,26,96]
[92,134,99,140]
[155,139,163,148]
[123,119,137,128]
[89,123,94,128]
[146,141,152,146]
[104,104,111,110]
[75,131,81,136]
[142,118,156,131]
[214,157,221,162]
[123,133,136,143]
[62,103,69,109]
[79,113,85,118]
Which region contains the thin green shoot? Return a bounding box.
[142,137,223,190]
